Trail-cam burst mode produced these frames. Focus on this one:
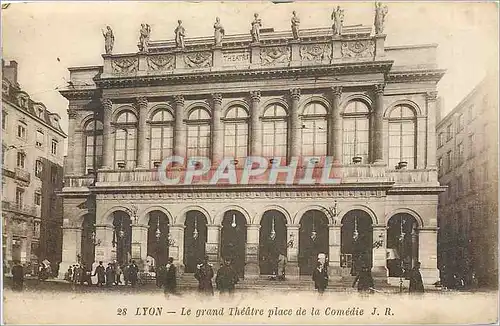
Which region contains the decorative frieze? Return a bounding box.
[111,57,138,74]
[147,54,175,71]
[341,40,375,58]
[184,51,212,68]
[222,50,251,65]
[300,43,332,62]
[260,46,291,66]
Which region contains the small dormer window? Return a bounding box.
[37,108,44,118]
[19,97,28,108]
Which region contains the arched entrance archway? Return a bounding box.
[112,211,132,266]
[386,213,419,277]
[341,210,373,275]
[259,210,287,276]
[147,211,170,268]
[221,210,247,278]
[184,210,208,273]
[81,214,95,268]
[299,210,329,275]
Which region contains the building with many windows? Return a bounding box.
[59,17,445,285]
[437,74,498,288]
[2,60,66,274]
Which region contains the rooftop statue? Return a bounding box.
[214,17,225,46]
[291,11,300,40]
[102,26,115,54]
[138,23,151,52]
[175,20,186,49]
[374,2,388,34]
[251,13,262,43]
[331,6,344,36]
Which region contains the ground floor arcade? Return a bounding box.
[60,191,439,284]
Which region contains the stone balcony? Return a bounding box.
[62,175,95,193]
[2,200,37,216]
[14,168,30,183]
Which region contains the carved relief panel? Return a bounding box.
[341,40,375,58]
[111,57,139,74]
[184,51,213,68]
[260,46,291,66]
[300,43,332,63]
[147,54,175,71]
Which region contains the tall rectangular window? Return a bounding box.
[457,142,464,165]
[437,156,443,175]
[17,124,26,139]
[34,192,41,206]
[301,119,327,157]
[446,150,452,172]
[35,160,43,178]
[457,114,464,132]
[187,124,210,158]
[446,124,452,141]
[438,132,445,148]
[36,130,44,148]
[51,139,58,155]
[262,120,287,158]
[15,187,24,207]
[468,133,475,158]
[223,122,248,162]
[343,118,369,164]
[16,151,26,168]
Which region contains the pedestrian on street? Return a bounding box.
[312,261,328,294]
[409,261,425,294]
[194,256,214,296]
[277,253,287,281]
[64,267,73,282]
[216,258,239,296]
[122,264,129,285]
[128,260,139,287]
[11,260,24,291]
[94,261,106,287]
[105,263,114,286]
[115,264,122,285]
[163,257,177,295]
[352,265,374,293]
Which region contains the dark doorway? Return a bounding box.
[386,214,419,277]
[299,210,329,275]
[221,210,247,278]
[81,214,95,268]
[341,210,373,275]
[147,211,170,268]
[184,210,208,273]
[259,210,287,275]
[112,211,132,266]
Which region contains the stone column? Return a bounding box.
[173,95,186,161]
[135,97,149,169]
[416,116,426,169]
[73,129,85,175]
[426,92,438,168]
[286,224,300,279]
[59,226,82,279]
[211,93,223,165]
[206,225,221,266]
[101,98,113,169]
[94,224,114,264]
[330,86,342,163]
[418,227,440,285]
[372,225,388,278]
[244,224,260,279]
[131,224,148,268]
[372,84,385,164]
[169,224,185,274]
[66,109,78,175]
[250,91,262,156]
[328,224,342,279]
[289,88,301,159]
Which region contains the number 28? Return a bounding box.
[117,308,127,316]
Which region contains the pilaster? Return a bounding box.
[418,227,440,284]
[101,98,113,169]
[372,225,388,279]
[250,44,261,66]
[169,224,185,273]
[328,224,342,279]
[289,88,301,160]
[94,224,114,264]
[416,116,426,169]
[173,95,186,161]
[131,224,149,267]
[66,109,78,175]
[285,224,300,279]
[330,86,342,163]
[59,226,82,279]
[426,91,438,168]
[372,84,385,164]
[250,91,262,157]
[135,97,149,169]
[206,224,221,265]
[211,93,223,165]
[244,224,260,279]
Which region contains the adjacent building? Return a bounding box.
[437,74,498,288]
[59,15,445,285]
[2,60,67,274]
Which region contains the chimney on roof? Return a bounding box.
[2,59,18,86]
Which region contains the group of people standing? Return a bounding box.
[64,260,140,287]
[194,256,239,296]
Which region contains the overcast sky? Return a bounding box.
[2,1,498,152]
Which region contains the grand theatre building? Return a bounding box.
[59,19,445,285]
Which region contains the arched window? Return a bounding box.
[262,103,288,158]
[301,102,328,157]
[342,100,370,164]
[223,106,249,163]
[150,109,174,168]
[186,107,211,158]
[84,120,103,173]
[388,105,416,169]
[114,110,137,169]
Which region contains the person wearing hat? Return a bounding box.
[11,260,24,291]
[216,258,239,295]
[194,256,214,296]
[163,257,177,295]
[93,261,106,287]
[352,265,374,293]
[312,261,328,294]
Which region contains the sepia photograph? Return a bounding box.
[1,1,499,324]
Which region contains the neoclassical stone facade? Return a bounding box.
[59,23,444,284]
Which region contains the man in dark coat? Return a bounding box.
[105,263,114,286]
[163,257,177,295]
[194,256,214,295]
[11,261,24,291]
[352,266,374,293]
[216,258,239,295]
[409,261,425,293]
[94,261,106,287]
[128,260,139,287]
[312,261,328,294]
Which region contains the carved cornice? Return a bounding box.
[331,86,342,97]
[290,88,301,101]
[173,95,185,106]
[386,69,446,84]
[94,61,394,89]
[59,89,97,100]
[250,90,261,103]
[100,98,112,110]
[211,93,223,106]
